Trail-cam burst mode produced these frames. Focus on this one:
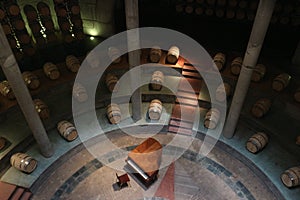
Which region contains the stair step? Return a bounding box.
[11,187,25,200]
[182,71,202,79]
[169,119,193,129]
[183,65,197,72]
[170,104,196,123]
[168,126,193,135]
[178,78,202,94]
[20,191,32,200]
[176,91,198,100]
[0,181,17,200]
[176,97,198,106]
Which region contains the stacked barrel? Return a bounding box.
[54,0,84,43]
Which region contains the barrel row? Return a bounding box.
[147,45,180,65]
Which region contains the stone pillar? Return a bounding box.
[223,0,276,138]
[0,26,54,157]
[125,0,142,121]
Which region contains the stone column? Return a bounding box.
[125,0,142,121]
[0,26,54,157]
[223,0,276,138]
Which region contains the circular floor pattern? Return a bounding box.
[32,131,280,200]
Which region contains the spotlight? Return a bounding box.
[90,36,95,41]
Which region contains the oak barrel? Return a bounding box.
[0,8,6,21]
[251,64,266,82]
[33,99,50,119]
[24,4,38,21]
[272,73,291,92]
[149,46,162,63]
[251,98,271,118]
[166,46,180,64]
[281,166,300,188]
[0,137,6,150]
[43,62,60,80]
[216,82,231,102]
[107,103,121,124]
[213,52,226,71]
[10,153,37,173]
[73,83,88,102]
[37,2,51,16]
[57,120,78,141]
[8,4,20,16]
[230,57,243,75]
[151,71,164,91]
[246,132,268,153]
[204,108,220,129]
[22,71,40,90]
[148,99,163,120]
[108,47,121,64]
[66,55,80,72]
[12,19,25,31]
[105,73,118,93]
[294,87,300,103]
[0,80,15,100]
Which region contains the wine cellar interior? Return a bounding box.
[0,0,300,199]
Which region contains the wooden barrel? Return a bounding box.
[294,87,300,103]
[166,46,180,64]
[107,103,121,124]
[228,0,238,7]
[74,29,85,40]
[0,8,6,21]
[195,7,204,15]
[63,33,75,43]
[18,33,31,44]
[148,99,163,120]
[66,55,80,72]
[151,71,164,91]
[251,98,271,118]
[281,166,300,188]
[216,83,231,102]
[206,0,216,6]
[251,64,266,82]
[73,83,88,102]
[23,45,36,56]
[236,9,245,20]
[105,73,118,93]
[43,20,54,31]
[43,62,60,80]
[37,2,51,17]
[213,52,226,71]
[205,7,214,16]
[217,0,226,6]
[246,132,268,154]
[56,7,67,17]
[22,71,40,90]
[108,47,121,64]
[272,73,291,92]
[71,16,83,29]
[296,136,300,145]
[238,0,248,9]
[12,19,25,30]
[185,5,194,14]
[226,8,235,19]
[149,46,162,63]
[57,120,78,141]
[215,8,225,18]
[2,24,11,35]
[230,57,243,75]
[0,80,15,100]
[59,18,71,32]
[33,99,50,119]
[24,4,38,21]
[70,4,80,15]
[8,4,20,16]
[29,22,42,34]
[0,137,6,150]
[10,153,37,173]
[204,108,220,129]
[175,4,184,13]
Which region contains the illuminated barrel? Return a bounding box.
[213,52,226,71]
[66,55,80,72]
[0,80,15,100]
[10,153,37,173]
[73,83,88,102]
[107,103,121,124]
[230,57,243,75]
[7,4,20,16]
[251,98,271,118]
[22,71,40,90]
[246,132,269,154]
[166,46,180,64]
[151,71,164,91]
[33,99,50,119]
[149,46,162,63]
[57,120,78,141]
[204,108,220,129]
[251,64,266,82]
[215,83,231,102]
[105,73,118,93]
[43,62,60,80]
[148,99,163,120]
[108,47,121,64]
[281,166,300,188]
[272,73,291,92]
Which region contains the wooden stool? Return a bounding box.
[116,173,130,190]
